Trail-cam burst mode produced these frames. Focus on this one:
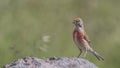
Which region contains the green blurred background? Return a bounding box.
[0,0,120,68]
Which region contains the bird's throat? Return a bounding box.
[76,27,84,32]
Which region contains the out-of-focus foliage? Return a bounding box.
[0,0,120,68]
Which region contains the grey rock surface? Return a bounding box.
[3,57,97,68]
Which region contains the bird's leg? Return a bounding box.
[83,48,87,57]
[77,49,82,58]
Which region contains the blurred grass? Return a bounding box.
[0,0,120,68]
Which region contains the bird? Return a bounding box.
[72,17,104,61]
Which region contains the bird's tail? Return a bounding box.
[90,50,104,61]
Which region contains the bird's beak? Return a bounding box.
[72,21,75,24]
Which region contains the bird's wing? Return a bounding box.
[84,31,91,44]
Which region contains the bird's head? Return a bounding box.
[73,17,83,27]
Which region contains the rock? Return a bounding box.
[3,57,97,68]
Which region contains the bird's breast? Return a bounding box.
[73,30,84,42]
